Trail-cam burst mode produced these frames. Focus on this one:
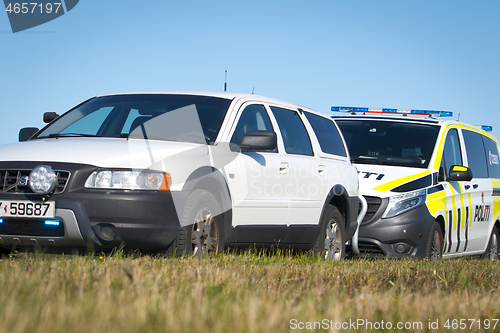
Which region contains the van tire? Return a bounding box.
[168,189,224,257]
[481,226,499,260]
[313,205,345,261]
[425,221,443,259]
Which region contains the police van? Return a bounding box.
[333,107,500,259]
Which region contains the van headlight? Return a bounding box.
[382,189,426,218]
[85,170,171,191]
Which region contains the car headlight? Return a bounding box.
[29,165,58,194]
[382,189,426,219]
[85,170,171,191]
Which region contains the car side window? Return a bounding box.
[231,104,274,145]
[270,107,313,156]
[463,130,488,178]
[304,112,346,157]
[442,129,463,178]
[483,136,500,178]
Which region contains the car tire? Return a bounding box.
[168,189,224,257]
[481,226,499,260]
[313,205,345,261]
[425,221,443,259]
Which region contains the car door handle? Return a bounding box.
[280,162,289,174]
[318,165,326,175]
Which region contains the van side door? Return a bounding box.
[440,128,468,255]
[462,129,494,253]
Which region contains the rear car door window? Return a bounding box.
[483,136,500,178]
[270,107,313,156]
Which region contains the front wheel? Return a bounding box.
[481,226,499,260]
[313,205,345,261]
[168,189,225,257]
[425,221,443,259]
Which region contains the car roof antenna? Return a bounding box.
[224,70,227,92]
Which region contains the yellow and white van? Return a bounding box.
[333,107,500,259]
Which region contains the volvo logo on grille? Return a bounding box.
[19,176,28,186]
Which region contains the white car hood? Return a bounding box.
[355,164,432,197]
[0,138,209,170]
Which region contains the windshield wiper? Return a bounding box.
[38,133,129,139]
[47,133,99,138]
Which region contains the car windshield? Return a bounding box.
[35,94,232,144]
[335,119,440,168]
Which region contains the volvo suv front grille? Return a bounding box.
[0,169,70,194]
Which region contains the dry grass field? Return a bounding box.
[1,250,500,333]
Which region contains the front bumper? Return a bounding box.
[0,190,188,251]
[0,161,191,252]
[349,203,435,257]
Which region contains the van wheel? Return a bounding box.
[169,189,224,257]
[481,226,499,260]
[313,205,345,261]
[425,221,443,259]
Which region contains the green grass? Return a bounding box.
[1,251,500,332]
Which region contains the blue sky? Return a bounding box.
[1,0,499,144]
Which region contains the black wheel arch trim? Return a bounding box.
[181,166,234,244]
[318,184,359,241]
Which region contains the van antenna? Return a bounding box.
[457,113,460,121]
[252,87,255,94]
[224,70,227,92]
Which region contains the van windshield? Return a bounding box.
[35,94,232,144]
[335,119,440,168]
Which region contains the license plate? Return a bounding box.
[0,200,55,218]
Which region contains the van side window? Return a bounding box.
[463,130,488,178]
[482,136,500,178]
[442,129,462,177]
[270,107,313,156]
[304,112,347,157]
[231,104,275,147]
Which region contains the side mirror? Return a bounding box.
[239,130,277,152]
[19,127,39,142]
[43,112,59,123]
[448,165,473,182]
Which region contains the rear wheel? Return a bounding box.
[313,205,345,261]
[425,221,443,259]
[481,226,499,260]
[168,189,224,257]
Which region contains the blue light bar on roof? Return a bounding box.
[331,106,453,117]
[482,125,493,132]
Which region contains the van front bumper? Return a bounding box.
[350,204,435,257]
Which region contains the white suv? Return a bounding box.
[0,91,360,259]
